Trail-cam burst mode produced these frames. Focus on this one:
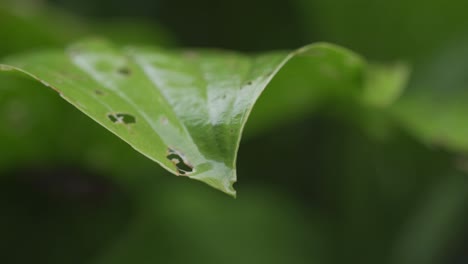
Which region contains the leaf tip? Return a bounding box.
[189,162,237,198]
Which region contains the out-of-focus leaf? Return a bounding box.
[390,38,468,152]
[362,63,410,107]
[0,3,173,57]
[0,40,406,195]
[0,4,85,56]
[293,0,468,155]
[295,0,468,61]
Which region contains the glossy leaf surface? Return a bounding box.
[0,40,405,195]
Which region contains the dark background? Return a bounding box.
[2,0,468,263]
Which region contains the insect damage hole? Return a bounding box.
[166,148,194,176]
[107,113,136,124]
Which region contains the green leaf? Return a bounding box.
[390,38,468,152]
[0,39,405,195]
[362,62,410,107]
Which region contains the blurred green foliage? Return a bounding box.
[1,0,468,264]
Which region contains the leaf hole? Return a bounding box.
[167,148,194,175]
[107,113,136,124]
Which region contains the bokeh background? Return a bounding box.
[2,0,468,263]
